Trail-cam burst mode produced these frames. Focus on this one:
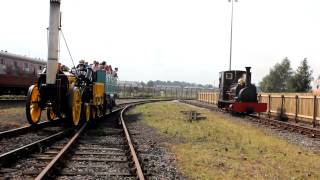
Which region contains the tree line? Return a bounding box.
[259,57,314,93]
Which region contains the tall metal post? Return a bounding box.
[228,0,237,71]
[47,0,61,84]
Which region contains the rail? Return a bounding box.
[0,120,63,139]
[180,100,320,138]
[197,92,320,127]
[34,102,151,179]
[120,105,145,180]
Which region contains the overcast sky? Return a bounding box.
[1,0,319,86]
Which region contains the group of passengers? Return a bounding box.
[77,60,118,78]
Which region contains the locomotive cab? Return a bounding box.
[218,70,246,107]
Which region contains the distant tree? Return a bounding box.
[140,81,146,87]
[287,58,313,92]
[147,81,154,87]
[206,84,213,88]
[259,57,293,92]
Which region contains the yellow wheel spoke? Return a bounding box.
[26,85,41,124]
[71,88,82,126]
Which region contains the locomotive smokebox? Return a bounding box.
[46,0,61,84]
[245,67,251,87]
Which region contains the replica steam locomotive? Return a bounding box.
[218,67,267,114]
[25,0,117,126]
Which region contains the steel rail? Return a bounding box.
[0,119,63,139]
[35,122,87,180]
[0,129,71,166]
[0,100,148,139]
[248,114,320,137]
[35,107,125,179]
[180,100,320,138]
[120,104,145,180]
[0,96,26,101]
[11,100,160,179]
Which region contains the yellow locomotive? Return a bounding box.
[25,0,117,126]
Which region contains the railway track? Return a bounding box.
[0,100,151,140]
[180,100,320,138]
[0,101,153,179]
[0,120,64,139]
[0,96,26,103]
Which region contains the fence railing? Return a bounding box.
[198,92,219,104]
[118,85,208,99]
[197,92,320,127]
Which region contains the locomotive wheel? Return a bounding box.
[84,104,90,122]
[91,107,96,120]
[47,108,57,121]
[26,85,42,125]
[69,87,82,126]
[109,104,113,113]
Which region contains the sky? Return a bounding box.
[0,0,320,86]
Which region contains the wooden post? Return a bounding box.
[280,95,284,119]
[176,88,178,98]
[295,95,298,123]
[164,87,167,97]
[268,94,271,118]
[124,84,126,97]
[142,86,144,97]
[313,95,317,127]
[171,87,173,98]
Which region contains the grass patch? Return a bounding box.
[129,101,320,179]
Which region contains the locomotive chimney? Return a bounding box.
[245,67,251,87]
[46,0,61,85]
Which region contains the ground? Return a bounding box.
[128,101,320,179]
[0,102,31,131]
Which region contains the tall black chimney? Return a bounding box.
[245,67,251,87]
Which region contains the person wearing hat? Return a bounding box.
[77,60,85,69]
[112,67,118,77]
[76,60,87,77]
[99,61,106,70]
[84,61,89,68]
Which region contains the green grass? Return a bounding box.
[129,101,320,179]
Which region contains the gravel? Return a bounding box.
[125,110,186,180]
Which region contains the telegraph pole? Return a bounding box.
[228,0,237,71]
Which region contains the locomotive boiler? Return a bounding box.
[218,67,267,114]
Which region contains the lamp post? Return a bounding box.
[228,0,237,71]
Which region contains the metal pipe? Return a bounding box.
[245,67,251,87]
[46,0,61,84]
